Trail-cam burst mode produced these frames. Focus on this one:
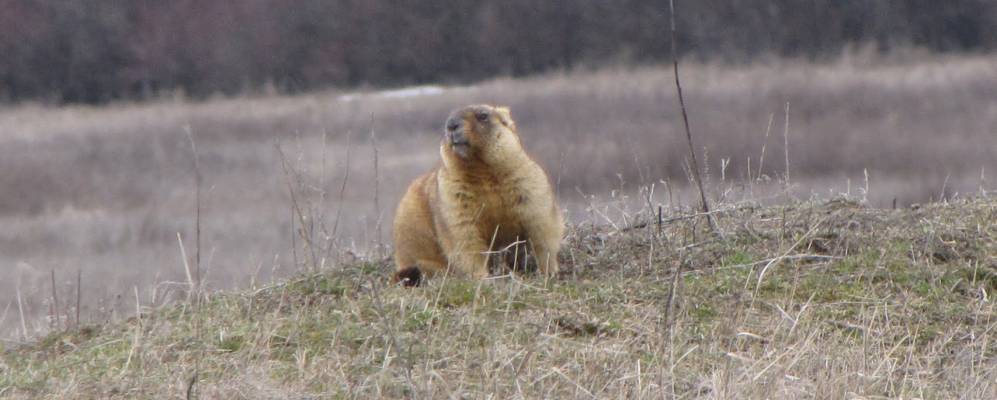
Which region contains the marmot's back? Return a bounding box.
[392,105,563,286]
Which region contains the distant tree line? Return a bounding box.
[1,0,995,104]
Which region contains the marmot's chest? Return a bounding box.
[451,174,532,239]
[455,176,528,212]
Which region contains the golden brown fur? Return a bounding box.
[392,105,563,285]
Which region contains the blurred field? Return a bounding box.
[2,52,996,340]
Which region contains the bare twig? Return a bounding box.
[668,0,718,236]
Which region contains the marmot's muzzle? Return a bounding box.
[445,117,469,147]
[448,132,469,146]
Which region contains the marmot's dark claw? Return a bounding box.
[394,266,422,287]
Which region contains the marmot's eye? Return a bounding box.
[474,112,489,122]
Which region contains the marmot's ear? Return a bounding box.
[495,106,516,131]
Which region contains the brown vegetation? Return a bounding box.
[2,197,995,398]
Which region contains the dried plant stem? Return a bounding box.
[668,0,718,236]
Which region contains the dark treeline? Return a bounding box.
[1,0,995,104]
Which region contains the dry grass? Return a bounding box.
[2,198,995,398]
[1,52,996,342]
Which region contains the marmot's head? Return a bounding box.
[442,104,519,161]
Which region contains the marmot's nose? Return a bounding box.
[446,117,462,132]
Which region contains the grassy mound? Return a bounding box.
[3,199,996,399]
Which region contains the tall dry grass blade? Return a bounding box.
[184,125,202,293]
[758,113,774,180]
[75,269,81,328]
[980,167,987,197]
[664,258,685,334]
[370,117,383,258]
[318,129,328,231]
[668,0,718,236]
[0,302,10,337]
[290,202,298,268]
[15,277,28,341]
[119,286,141,379]
[941,173,952,202]
[783,102,791,189]
[177,232,195,302]
[863,168,870,203]
[49,269,59,331]
[331,131,353,239]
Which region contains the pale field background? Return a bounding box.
[2,52,996,340]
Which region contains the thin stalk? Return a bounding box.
[668,0,718,235]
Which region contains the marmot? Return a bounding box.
[392,104,563,286]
